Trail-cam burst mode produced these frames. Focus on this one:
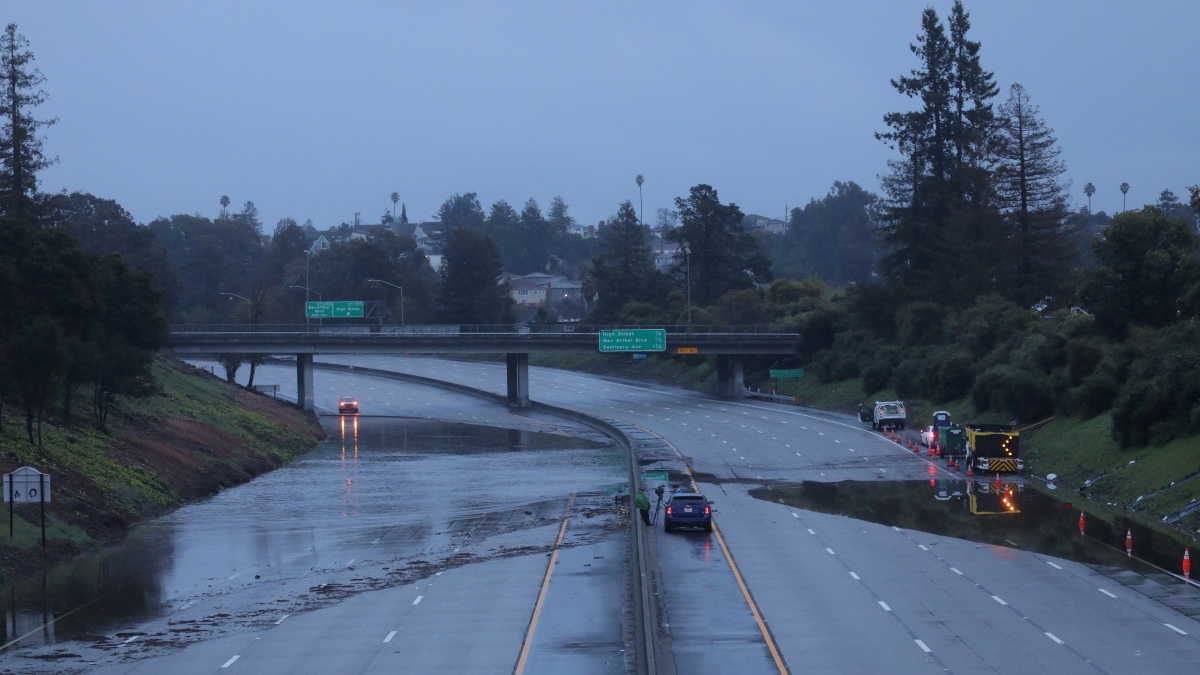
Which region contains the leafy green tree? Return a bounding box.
[439,228,511,323]
[8,315,66,444]
[149,213,264,321]
[666,184,770,306]
[0,23,56,218]
[774,181,878,285]
[991,83,1077,305]
[89,254,165,429]
[584,201,662,323]
[1081,207,1200,332]
[48,191,179,310]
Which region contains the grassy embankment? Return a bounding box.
[531,353,1200,541]
[0,357,324,578]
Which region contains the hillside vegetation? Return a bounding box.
[0,357,323,578]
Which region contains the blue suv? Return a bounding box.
[663,491,712,532]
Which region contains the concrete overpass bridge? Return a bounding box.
[166,324,801,410]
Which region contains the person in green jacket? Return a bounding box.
[634,488,651,526]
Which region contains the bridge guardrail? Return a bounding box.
[169,323,798,337]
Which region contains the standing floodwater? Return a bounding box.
[0,416,625,665]
[752,478,1200,577]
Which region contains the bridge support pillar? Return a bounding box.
[506,353,530,408]
[296,353,314,411]
[715,355,745,399]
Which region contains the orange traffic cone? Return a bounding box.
[1184,548,1191,581]
[966,465,973,477]
[1078,512,1085,537]
[1125,529,1133,558]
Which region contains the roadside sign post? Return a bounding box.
[4,467,51,548]
[769,369,804,394]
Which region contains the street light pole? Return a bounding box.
[685,248,691,331]
[366,278,404,325]
[220,292,257,329]
[288,286,321,329]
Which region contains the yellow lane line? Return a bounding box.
[622,418,790,675]
[514,491,576,675]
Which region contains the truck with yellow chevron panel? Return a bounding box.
[964,424,1021,474]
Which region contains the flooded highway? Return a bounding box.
[320,354,1200,674]
[0,368,632,673]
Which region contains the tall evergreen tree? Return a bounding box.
[584,201,661,323]
[439,228,511,324]
[666,184,770,306]
[0,23,56,217]
[876,3,999,304]
[515,198,550,274]
[992,83,1076,305]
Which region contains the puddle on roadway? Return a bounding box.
[751,479,1200,575]
[0,418,621,654]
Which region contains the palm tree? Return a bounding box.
[219,195,230,219]
[1120,182,1130,211]
[390,192,400,221]
[635,175,644,227]
[1083,182,1095,212]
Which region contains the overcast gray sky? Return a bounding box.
[8,1,1199,231]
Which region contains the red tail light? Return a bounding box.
[704,506,711,515]
[665,507,672,515]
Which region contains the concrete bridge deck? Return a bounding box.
[167,324,800,410]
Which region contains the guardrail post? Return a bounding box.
[506,353,530,408]
[296,353,314,411]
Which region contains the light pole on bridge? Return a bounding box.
[288,286,321,330]
[366,278,404,325]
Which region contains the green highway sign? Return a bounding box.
[641,472,669,481]
[769,368,805,378]
[599,329,666,353]
[306,301,364,318]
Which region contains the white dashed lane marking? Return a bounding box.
[878,600,891,611]
[1165,623,1189,635]
[413,595,423,605]
[849,572,860,580]
[222,655,240,669]
[1098,588,1117,599]
[384,630,396,643]
[915,639,931,653]
[1045,632,1064,645]
[1046,561,1063,570]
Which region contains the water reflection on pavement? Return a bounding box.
[0,416,626,670]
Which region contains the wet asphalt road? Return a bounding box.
[320,355,1200,674]
[0,364,631,674]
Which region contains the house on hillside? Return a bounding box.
[506,273,587,319]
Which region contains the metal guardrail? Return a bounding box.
[744,389,797,404]
[168,323,797,336]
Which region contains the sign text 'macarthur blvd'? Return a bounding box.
[598,329,667,353]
